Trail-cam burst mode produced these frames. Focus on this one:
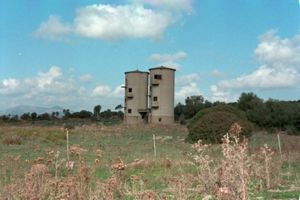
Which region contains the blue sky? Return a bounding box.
[0,0,300,111]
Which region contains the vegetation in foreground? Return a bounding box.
[0,123,299,199]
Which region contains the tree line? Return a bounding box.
[2,92,300,135]
[175,93,300,135]
[0,104,124,122]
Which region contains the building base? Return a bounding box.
[149,116,174,124]
[124,116,148,124]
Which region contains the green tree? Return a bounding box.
[184,95,207,119]
[63,109,71,119]
[31,112,37,120]
[115,104,123,110]
[174,102,185,123]
[93,105,101,120]
[237,92,267,126]
[38,113,50,120]
[21,112,31,120]
[69,110,92,119]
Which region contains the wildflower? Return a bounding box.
[94,158,100,165]
[14,155,21,161]
[66,161,74,170]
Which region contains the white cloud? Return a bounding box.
[35,3,177,40]
[74,4,173,40]
[111,84,125,97]
[219,65,299,90]
[176,82,201,101]
[0,78,20,95]
[0,66,69,97]
[91,84,124,98]
[36,66,62,89]
[91,85,111,97]
[175,73,201,102]
[149,51,187,69]
[254,30,300,68]
[35,15,72,40]
[0,67,124,111]
[78,86,87,96]
[176,73,199,86]
[144,0,193,12]
[210,85,234,102]
[79,74,93,82]
[210,30,300,102]
[211,69,224,77]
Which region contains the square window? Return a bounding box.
[128,109,132,113]
[128,88,132,92]
[154,74,162,80]
[153,96,158,101]
[158,118,162,122]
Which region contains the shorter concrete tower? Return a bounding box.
[149,66,176,124]
[124,70,149,124]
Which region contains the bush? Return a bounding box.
[3,135,22,145]
[186,105,253,143]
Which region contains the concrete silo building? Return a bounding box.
[149,66,176,124]
[124,70,149,124]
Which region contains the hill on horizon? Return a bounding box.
[0,105,64,116]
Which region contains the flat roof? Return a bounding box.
[125,70,149,74]
[149,66,176,71]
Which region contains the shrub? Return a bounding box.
[3,135,22,145]
[186,105,253,143]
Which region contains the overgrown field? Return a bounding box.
[0,123,299,199]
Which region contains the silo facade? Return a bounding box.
[124,70,149,124]
[149,66,176,124]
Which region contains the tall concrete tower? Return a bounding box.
[124,70,149,124]
[149,66,176,124]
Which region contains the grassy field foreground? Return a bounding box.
[0,123,299,199]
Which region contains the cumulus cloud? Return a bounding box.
[211,69,224,77]
[91,84,124,98]
[255,30,300,68]
[79,74,93,82]
[175,73,201,102]
[176,82,201,100]
[210,30,300,102]
[74,4,172,40]
[0,67,124,111]
[210,85,232,102]
[111,84,125,97]
[91,85,111,97]
[34,16,72,40]
[34,2,185,40]
[144,0,193,12]
[176,73,199,86]
[0,78,20,95]
[219,66,299,90]
[149,51,187,69]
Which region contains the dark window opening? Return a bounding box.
[158,118,162,122]
[128,88,132,92]
[128,109,132,113]
[153,96,158,101]
[154,74,162,80]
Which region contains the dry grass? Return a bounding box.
[0,123,299,199]
[2,135,22,145]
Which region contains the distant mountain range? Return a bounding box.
[0,105,64,116]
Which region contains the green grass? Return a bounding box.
[259,191,300,199]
